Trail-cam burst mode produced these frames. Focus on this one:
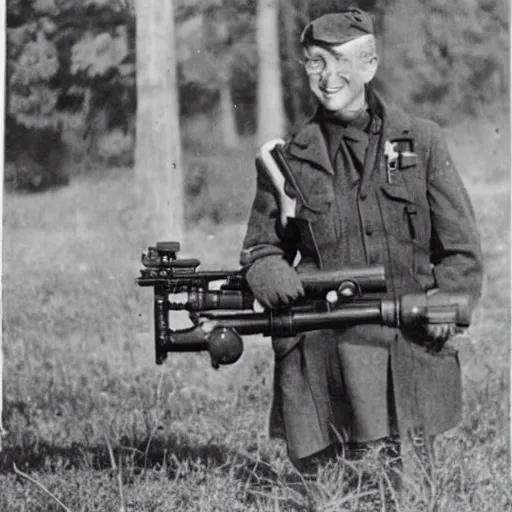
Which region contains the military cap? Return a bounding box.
[300,8,373,46]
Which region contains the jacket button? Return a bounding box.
[360,192,367,200]
[365,226,373,235]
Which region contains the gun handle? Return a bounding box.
[258,139,296,228]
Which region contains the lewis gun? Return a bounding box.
[137,241,471,368]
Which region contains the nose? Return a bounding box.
[319,69,343,88]
[319,66,336,83]
[321,61,346,80]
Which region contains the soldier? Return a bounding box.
[240,8,483,475]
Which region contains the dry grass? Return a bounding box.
[0,117,510,510]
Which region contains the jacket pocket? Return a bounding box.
[391,334,462,435]
[284,162,334,216]
[379,182,420,241]
[283,165,336,266]
[378,182,430,282]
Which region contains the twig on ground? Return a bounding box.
[104,433,126,512]
[13,462,73,512]
[377,475,386,512]
[117,452,126,512]
[381,468,403,512]
[143,422,160,473]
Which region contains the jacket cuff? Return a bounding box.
[240,244,284,266]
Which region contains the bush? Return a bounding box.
[96,128,134,167]
[4,125,70,191]
[184,147,256,225]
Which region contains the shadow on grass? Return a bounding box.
[0,434,280,487]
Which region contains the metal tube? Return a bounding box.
[200,303,384,337]
[154,287,169,364]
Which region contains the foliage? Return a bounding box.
[176,0,257,130]
[6,0,136,189]
[183,144,256,225]
[421,0,508,117]
[5,0,510,189]
[8,28,60,129]
[378,0,509,123]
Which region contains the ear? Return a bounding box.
[362,56,378,84]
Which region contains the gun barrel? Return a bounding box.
[185,290,254,311]
[299,265,386,296]
[155,291,472,364]
[201,302,384,338]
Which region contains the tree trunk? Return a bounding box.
[0,0,5,451]
[256,0,286,145]
[219,80,239,149]
[282,0,304,127]
[135,0,183,241]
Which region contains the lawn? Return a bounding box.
[0,117,510,511]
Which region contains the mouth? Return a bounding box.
[320,84,346,95]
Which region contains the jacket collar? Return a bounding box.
[368,86,412,142]
[287,122,334,175]
[286,86,412,174]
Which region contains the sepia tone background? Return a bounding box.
[1,0,510,510]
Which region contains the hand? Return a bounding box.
[245,255,305,309]
[424,323,463,352]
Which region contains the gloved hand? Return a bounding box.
[424,323,462,352]
[245,255,305,309]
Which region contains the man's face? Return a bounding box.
[303,38,375,115]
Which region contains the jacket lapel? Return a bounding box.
[286,122,335,176]
[359,90,414,193]
[365,87,412,145]
[381,104,413,145]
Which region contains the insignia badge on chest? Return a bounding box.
[384,137,417,184]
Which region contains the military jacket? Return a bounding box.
[242,92,483,301]
[241,90,484,461]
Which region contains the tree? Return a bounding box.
[0,0,5,452]
[135,0,183,240]
[177,0,256,149]
[6,0,136,187]
[256,0,286,144]
[378,0,509,123]
[281,0,310,126]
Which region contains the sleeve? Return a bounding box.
[426,123,484,306]
[240,157,297,267]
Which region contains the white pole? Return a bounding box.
[0,0,5,451]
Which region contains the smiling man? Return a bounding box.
[302,33,376,119]
[240,8,483,477]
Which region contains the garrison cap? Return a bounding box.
[300,8,373,46]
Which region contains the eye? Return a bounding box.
[304,57,325,73]
[331,52,350,65]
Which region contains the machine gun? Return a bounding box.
[137,242,472,367]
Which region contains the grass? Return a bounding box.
[0,117,510,511]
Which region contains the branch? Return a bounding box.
[12,463,72,512]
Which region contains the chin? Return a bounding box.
[322,102,346,112]
[313,90,350,112]
[320,98,351,113]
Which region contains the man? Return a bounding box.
[240,8,483,472]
